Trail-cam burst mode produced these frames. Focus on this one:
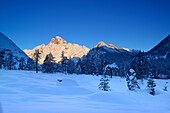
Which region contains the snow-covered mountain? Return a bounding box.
[24,36,90,64]
[77,41,132,75]
[144,35,170,77]
[0,32,28,58]
[93,41,130,52]
[89,41,132,64]
[146,35,170,58]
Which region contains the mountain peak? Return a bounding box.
[92,41,107,48]
[49,36,67,45]
[93,41,121,49]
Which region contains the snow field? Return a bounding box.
[0,70,170,113]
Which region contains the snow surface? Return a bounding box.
[130,68,135,73]
[0,70,170,113]
[105,63,119,69]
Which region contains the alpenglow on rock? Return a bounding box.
[24,36,90,64]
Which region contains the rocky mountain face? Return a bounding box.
[24,36,90,64]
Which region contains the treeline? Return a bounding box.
[0,49,169,79]
[0,49,35,70]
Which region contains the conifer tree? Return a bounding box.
[5,52,16,70]
[147,71,156,95]
[163,82,168,91]
[25,58,35,70]
[33,49,41,73]
[60,51,68,74]
[76,58,82,74]
[0,50,5,69]
[67,59,75,74]
[99,75,110,91]
[42,53,55,73]
[18,57,25,70]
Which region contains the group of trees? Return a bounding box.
[0,49,35,71]
[131,51,170,79]
[1,48,169,80]
[0,50,17,70]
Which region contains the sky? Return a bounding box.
[0,0,170,51]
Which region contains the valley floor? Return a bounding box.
[0,70,170,113]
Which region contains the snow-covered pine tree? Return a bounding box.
[99,75,110,91]
[42,53,55,73]
[105,63,119,78]
[126,73,131,90]
[163,82,168,91]
[0,50,5,69]
[33,49,41,73]
[126,69,140,91]
[147,71,156,95]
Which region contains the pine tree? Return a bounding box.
[0,50,5,69]
[60,51,68,74]
[5,52,16,70]
[18,57,25,70]
[33,49,41,73]
[42,53,55,73]
[163,82,168,91]
[75,58,82,74]
[98,57,106,75]
[99,75,110,91]
[131,51,145,79]
[105,63,119,78]
[147,71,156,95]
[25,58,35,70]
[126,69,140,91]
[67,59,75,74]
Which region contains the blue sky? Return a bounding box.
[0,0,170,51]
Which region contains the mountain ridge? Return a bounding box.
[93,41,130,52]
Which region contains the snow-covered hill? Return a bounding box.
[0,70,169,113]
[24,36,90,64]
[0,32,28,58]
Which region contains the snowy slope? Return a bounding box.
[0,70,169,113]
[0,32,28,58]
